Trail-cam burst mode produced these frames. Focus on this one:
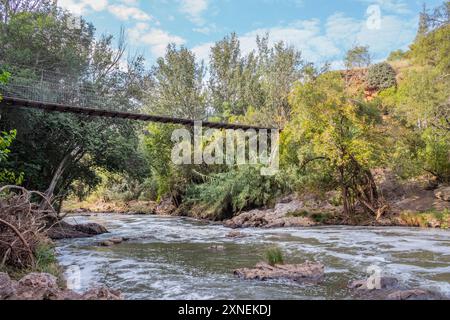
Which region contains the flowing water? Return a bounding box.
[56,214,450,300]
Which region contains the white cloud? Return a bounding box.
[107,4,152,21]
[128,23,186,57]
[326,12,416,58]
[179,0,208,25]
[193,11,416,68]
[120,0,140,5]
[58,0,108,15]
[357,0,411,15]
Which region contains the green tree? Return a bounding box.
[146,44,207,120]
[0,70,23,185]
[344,45,371,70]
[0,3,149,207]
[285,72,386,217]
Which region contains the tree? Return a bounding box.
[256,36,304,127]
[0,70,23,185]
[366,62,397,90]
[0,3,149,207]
[146,44,207,120]
[410,24,450,74]
[416,3,430,40]
[285,72,386,217]
[344,45,371,70]
[209,33,246,116]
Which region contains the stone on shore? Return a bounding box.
[223,199,328,229]
[0,272,122,300]
[234,261,325,283]
[434,185,450,202]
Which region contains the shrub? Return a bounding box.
[186,166,287,220]
[286,210,309,218]
[265,246,284,266]
[366,62,397,90]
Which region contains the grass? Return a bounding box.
[310,212,331,223]
[399,209,450,229]
[0,243,64,286]
[265,246,284,266]
[286,210,309,218]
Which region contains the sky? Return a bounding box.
[57,0,444,69]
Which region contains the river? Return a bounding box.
[56,214,450,300]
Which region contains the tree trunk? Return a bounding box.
[40,146,81,210]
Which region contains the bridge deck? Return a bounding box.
[0,96,279,131]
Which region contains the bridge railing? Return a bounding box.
[0,63,107,109]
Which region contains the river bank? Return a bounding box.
[63,182,450,230]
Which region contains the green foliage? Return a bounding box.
[186,166,287,220]
[0,5,149,200]
[286,210,309,218]
[265,246,284,266]
[344,45,371,69]
[286,72,386,215]
[387,49,407,62]
[419,128,450,182]
[410,24,450,74]
[366,62,397,90]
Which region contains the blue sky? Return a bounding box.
[58,0,443,68]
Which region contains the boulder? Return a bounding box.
[109,237,124,244]
[0,272,122,300]
[0,273,15,299]
[47,221,109,240]
[99,237,125,246]
[234,261,324,283]
[434,185,450,202]
[99,240,115,247]
[155,197,176,215]
[208,245,225,251]
[80,287,122,300]
[387,289,438,300]
[226,231,247,238]
[348,277,398,290]
[223,198,326,229]
[14,273,60,300]
[74,223,109,235]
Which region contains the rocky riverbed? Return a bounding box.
[49,214,450,300]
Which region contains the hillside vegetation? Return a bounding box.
[0,1,449,225]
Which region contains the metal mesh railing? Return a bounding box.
[0,64,106,109]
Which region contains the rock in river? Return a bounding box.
[47,221,109,240]
[234,261,325,283]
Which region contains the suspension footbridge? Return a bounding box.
[0,65,278,131]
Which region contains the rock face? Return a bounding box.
[234,261,324,283]
[434,185,450,202]
[47,221,109,240]
[348,276,445,300]
[155,196,176,215]
[224,199,328,229]
[0,272,122,300]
